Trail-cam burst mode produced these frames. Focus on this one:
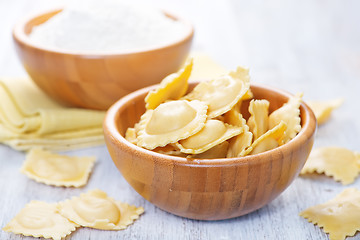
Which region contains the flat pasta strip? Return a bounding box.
[3,201,78,240]
[183,66,251,118]
[241,121,287,156]
[224,109,253,158]
[176,119,242,154]
[137,100,208,150]
[21,148,96,187]
[145,59,193,110]
[300,188,360,240]
[59,189,144,230]
[247,99,270,140]
[307,98,343,125]
[300,147,360,185]
[269,92,302,143]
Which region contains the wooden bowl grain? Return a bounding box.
[12,9,194,110]
[103,83,317,220]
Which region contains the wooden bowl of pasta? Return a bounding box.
[103,82,317,220]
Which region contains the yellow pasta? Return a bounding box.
[145,59,193,110]
[300,188,360,240]
[125,128,138,145]
[269,93,302,143]
[247,99,270,140]
[126,64,302,158]
[3,201,78,240]
[307,98,343,125]
[190,141,229,159]
[224,109,253,158]
[300,147,360,185]
[137,100,208,149]
[176,119,242,154]
[184,66,251,118]
[59,189,144,230]
[241,121,287,156]
[21,149,96,187]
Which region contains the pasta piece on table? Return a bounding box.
[300,188,360,240]
[21,148,95,187]
[300,147,360,185]
[3,201,78,240]
[59,189,144,230]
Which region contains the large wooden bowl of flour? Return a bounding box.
[13,8,194,110]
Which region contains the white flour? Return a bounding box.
[29,0,189,53]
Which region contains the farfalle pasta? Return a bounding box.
[126,64,302,159]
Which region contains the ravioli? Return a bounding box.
[190,141,229,159]
[125,128,138,145]
[59,189,144,230]
[21,149,96,187]
[145,59,193,110]
[300,188,360,240]
[307,98,343,125]
[224,109,253,158]
[3,201,78,240]
[176,119,242,154]
[137,100,208,150]
[153,144,187,157]
[300,147,360,185]
[247,99,270,140]
[269,93,302,143]
[125,64,302,159]
[241,121,287,156]
[183,66,251,118]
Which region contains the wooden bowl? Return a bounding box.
[12,9,194,110]
[103,83,317,220]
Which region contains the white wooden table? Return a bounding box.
[1,0,360,239]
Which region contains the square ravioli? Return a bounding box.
[3,201,78,240]
[21,148,96,187]
[300,188,360,240]
[300,147,360,185]
[59,189,144,230]
[307,98,343,125]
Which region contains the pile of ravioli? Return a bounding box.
[125,60,302,158]
[3,189,144,240]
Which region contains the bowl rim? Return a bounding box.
[12,7,194,57]
[104,82,317,166]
